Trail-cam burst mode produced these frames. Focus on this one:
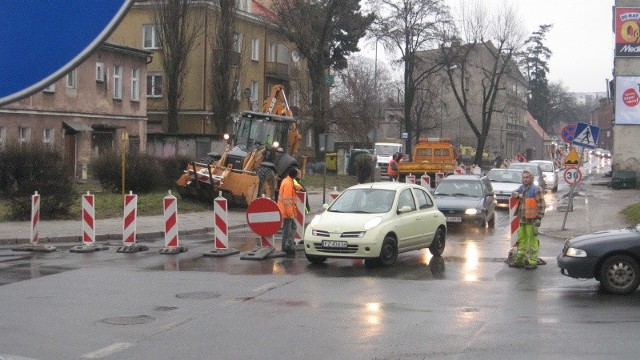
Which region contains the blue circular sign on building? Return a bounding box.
[0,0,134,105]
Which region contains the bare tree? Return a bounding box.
[267,0,374,157]
[371,0,454,157]
[152,0,202,133]
[331,56,393,143]
[210,0,245,134]
[441,1,526,165]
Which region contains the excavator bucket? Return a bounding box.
[175,163,259,206]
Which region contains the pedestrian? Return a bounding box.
[471,163,482,175]
[509,170,545,269]
[494,154,503,168]
[387,153,399,182]
[277,167,303,255]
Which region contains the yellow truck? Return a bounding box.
[398,138,457,179]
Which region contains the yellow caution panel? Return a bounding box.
[564,148,580,165]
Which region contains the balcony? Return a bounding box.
[266,62,292,80]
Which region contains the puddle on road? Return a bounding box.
[0,262,75,286]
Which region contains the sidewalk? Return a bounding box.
[2,166,639,245]
[540,165,640,241]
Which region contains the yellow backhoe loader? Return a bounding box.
[176,85,302,205]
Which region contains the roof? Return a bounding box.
[526,112,551,140]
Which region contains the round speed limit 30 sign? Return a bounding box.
[563,167,583,185]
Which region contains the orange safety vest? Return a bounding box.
[277,176,300,219]
[387,159,399,177]
[520,186,539,220]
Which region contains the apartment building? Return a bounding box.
[108,0,306,136]
[0,43,151,180]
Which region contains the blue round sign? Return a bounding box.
[561,124,576,143]
[0,0,134,105]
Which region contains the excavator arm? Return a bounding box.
[263,84,293,117]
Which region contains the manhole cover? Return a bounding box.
[101,315,155,325]
[175,291,221,300]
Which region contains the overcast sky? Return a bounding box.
[361,0,615,94]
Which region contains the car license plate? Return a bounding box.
[446,216,462,222]
[497,195,509,200]
[322,240,348,248]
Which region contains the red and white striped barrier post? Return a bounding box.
[122,192,137,245]
[420,174,431,190]
[294,191,306,245]
[12,191,57,252]
[508,197,519,259]
[435,172,445,187]
[82,191,95,245]
[204,195,239,257]
[329,186,340,201]
[31,191,40,246]
[160,190,187,254]
[405,173,416,184]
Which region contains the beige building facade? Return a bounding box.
[0,43,151,180]
[108,0,307,136]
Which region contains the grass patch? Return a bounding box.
[1,182,212,222]
[622,203,640,224]
[301,173,358,191]
[0,174,359,222]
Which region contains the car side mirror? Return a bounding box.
[397,205,413,214]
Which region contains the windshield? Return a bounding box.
[534,162,553,172]
[434,180,483,197]
[235,115,290,152]
[375,144,402,156]
[328,188,395,214]
[488,170,521,183]
[509,164,540,175]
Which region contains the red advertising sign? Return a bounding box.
[615,8,640,57]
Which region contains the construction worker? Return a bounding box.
[277,167,303,255]
[509,170,545,269]
[387,153,400,181]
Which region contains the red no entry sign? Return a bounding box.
[246,198,282,237]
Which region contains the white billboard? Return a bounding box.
[615,76,640,125]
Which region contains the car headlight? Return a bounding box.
[565,247,587,257]
[465,208,479,215]
[363,217,383,230]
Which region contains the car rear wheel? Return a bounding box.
[305,253,327,265]
[599,255,640,295]
[378,236,398,267]
[429,228,446,256]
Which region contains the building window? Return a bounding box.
[0,126,5,150]
[233,32,243,53]
[43,128,54,146]
[18,127,30,144]
[113,65,122,100]
[147,73,163,97]
[96,62,105,82]
[43,83,56,93]
[143,24,160,49]
[267,43,276,62]
[66,69,77,89]
[251,80,259,102]
[131,68,140,102]
[237,0,251,12]
[251,38,260,61]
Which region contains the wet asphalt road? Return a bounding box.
[1,160,640,359]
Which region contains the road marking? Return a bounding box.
[82,342,133,358]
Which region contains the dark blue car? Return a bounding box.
[558,225,640,294]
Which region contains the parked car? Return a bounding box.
[601,149,612,158]
[557,225,640,294]
[432,174,496,228]
[529,160,559,192]
[486,168,523,206]
[303,182,447,267]
[507,162,546,190]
